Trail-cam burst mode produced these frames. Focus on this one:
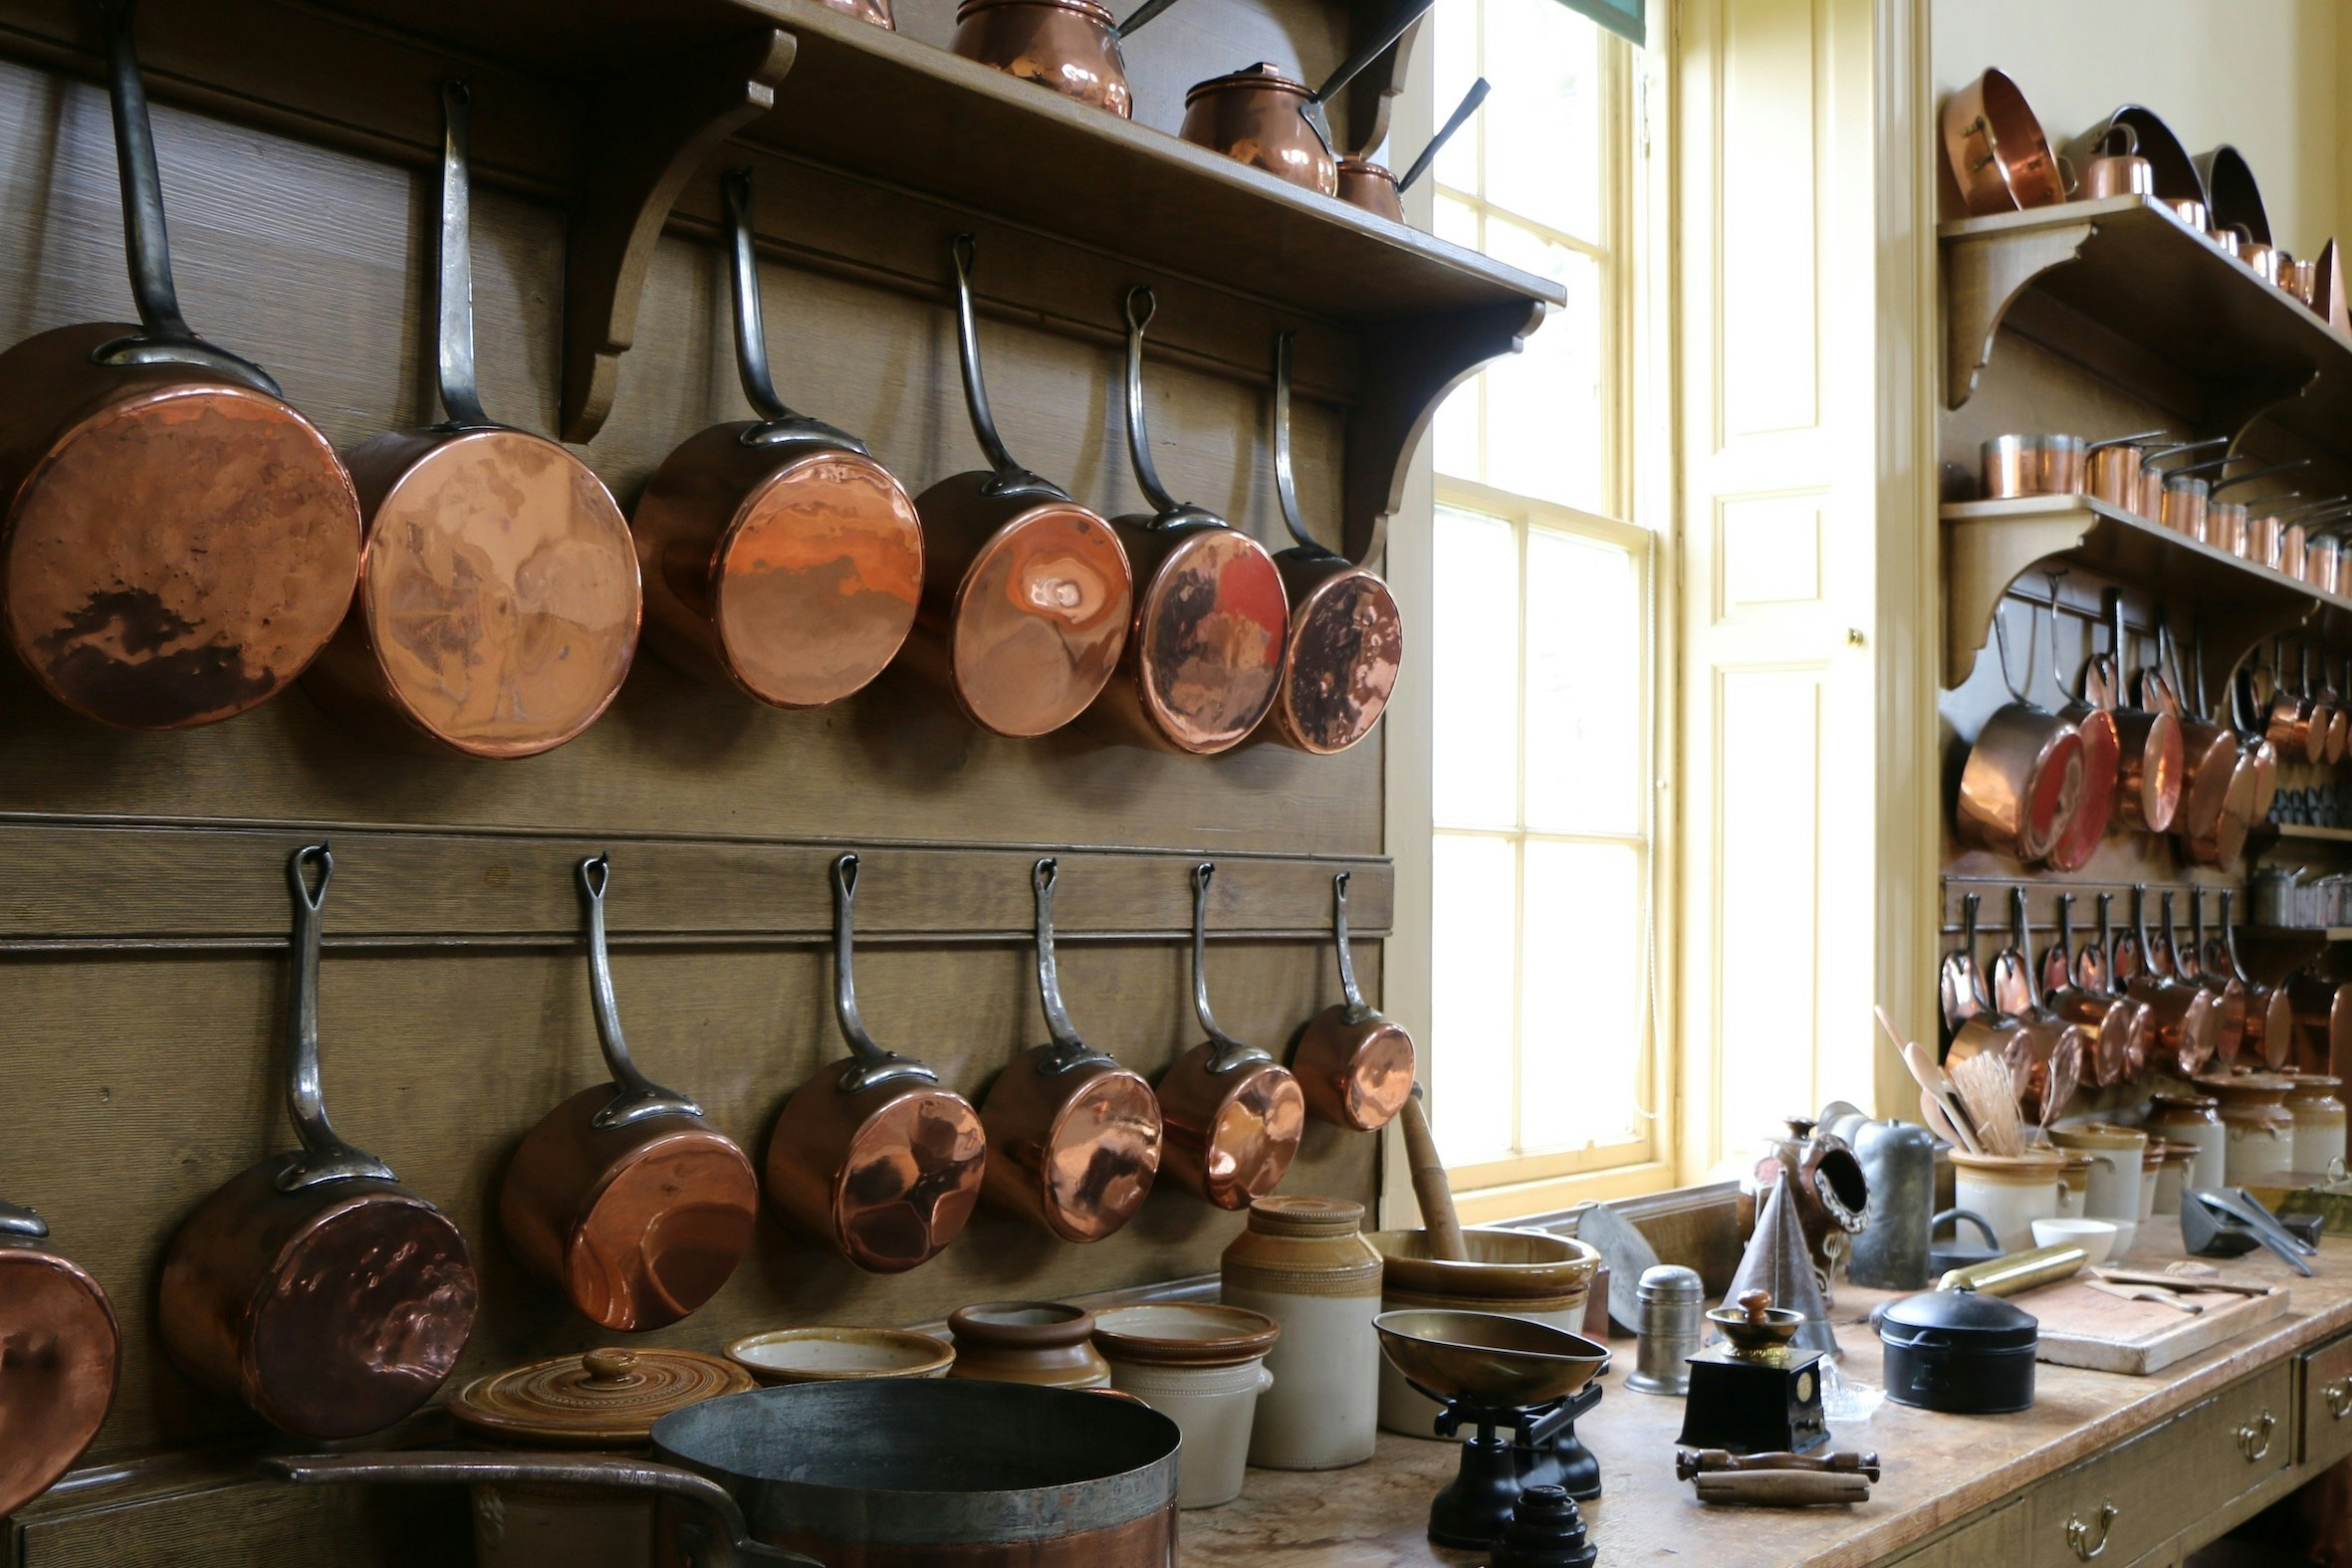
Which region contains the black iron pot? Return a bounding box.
[1878,1289,2036,1415]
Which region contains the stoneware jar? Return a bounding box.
[2153,1141,2198,1217]
[724,1326,955,1386]
[2287,1074,2349,1174]
[1366,1227,1597,1437]
[2136,1139,2164,1224]
[1221,1196,1382,1469]
[2047,1125,2145,1225]
[2055,1152,2093,1218]
[945,1300,1111,1389]
[2146,1092,2226,1191]
[2198,1072,2298,1184]
[1950,1151,2066,1253]
[1093,1302,1280,1508]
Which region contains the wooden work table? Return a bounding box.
[1184,1222,2352,1568]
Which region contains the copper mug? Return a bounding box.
[951,0,1182,118]
[2077,124,2153,201]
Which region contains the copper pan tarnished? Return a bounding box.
[1335,77,1488,223]
[978,859,1163,1242]
[2040,893,2147,1091]
[158,846,477,1439]
[2123,884,2220,1078]
[2312,644,2349,766]
[1158,863,1305,1209]
[305,83,638,758]
[1292,870,1416,1131]
[631,172,921,712]
[499,855,758,1332]
[951,0,1184,117]
[902,237,1133,738]
[2182,890,2248,1069]
[1954,594,2084,862]
[2041,578,2115,872]
[1183,0,1437,193]
[0,0,360,732]
[0,1195,118,1518]
[765,854,986,1273]
[2212,891,2295,1073]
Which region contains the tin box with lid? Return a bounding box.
[1877,1290,2037,1415]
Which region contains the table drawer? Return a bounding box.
[2302,1330,2352,1468]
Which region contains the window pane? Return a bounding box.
[1433,0,1481,194]
[1519,840,1643,1153]
[1481,229,1604,512]
[1524,526,1641,833]
[1432,833,1518,1165]
[1481,0,1603,243]
[1432,506,1521,827]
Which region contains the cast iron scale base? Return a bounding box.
[1419,1379,1604,1549]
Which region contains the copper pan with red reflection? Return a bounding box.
[0,1192,118,1517]
[1292,870,1415,1131]
[1158,863,1305,1208]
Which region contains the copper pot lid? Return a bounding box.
[1185,61,1310,106]
[948,502,1132,736]
[0,1227,118,1517]
[1091,1302,1280,1367]
[449,1347,752,1448]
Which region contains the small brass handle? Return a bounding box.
[2066,1500,2117,1560]
[2237,1410,2276,1461]
[2326,1378,2352,1421]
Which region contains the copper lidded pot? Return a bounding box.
[1293,870,1416,1130]
[1336,77,1488,223]
[499,855,759,1332]
[1183,0,1438,197]
[0,1192,118,1519]
[951,0,1182,117]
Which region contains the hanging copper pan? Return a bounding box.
[2178,619,2253,868]
[1157,863,1305,1208]
[1080,290,1287,755]
[1953,592,2083,862]
[2143,611,2237,852]
[2213,890,2294,1073]
[631,171,922,711]
[2122,884,2220,1079]
[2182,890,2247,1068]
[304,83,639,758]
[158,845,477,1440]
[2231,657,2279,825]
[1939,891,1989,1047]
[2089,892,2154,1081]
[765,854,987,1272]
[0,0,359,731]
[902,237,1133,738]
[1292,870,1415,1131]
[2040,577,2115,872]
[978,859,1163,1242]
[499,855,758,1331]
[0,1193,118,1518]
[2039,893,2147,1091]
[2105,590,2183,833]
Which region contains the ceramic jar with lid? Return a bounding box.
[945,1300,1111,1389]
[2147,1092,2225,1191]
[1221,1195,1382,1469]
[2287,1074,2349,1174]
[1093,1302,1280,1508]
[1365,1226,1597,1437]
[2135,1138,2164,1224]
[2046,1125,2145,1224]
[2198,1073,2298,1184]
[1950,1151,2066,1253]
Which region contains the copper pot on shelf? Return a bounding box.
[158,845,478,1440]
[2123,884,2221,1078]
[2137,438,2226,524]
[2198,144,2272,246]
[765,854,987,1273]
[304,82,639,759]
[2213,890,2296,1072]
[2064,107,2207,215]
[630,171,922,712]
[2076,123,2154,201]
[1943,68,2065,215]
[0,1193,118,1519]
[1182,0,1439,197]
[1292,870,1416,1131]
[499,856,759,1332]
[1336,77,1488,223]
[950,0,1183,118]
[2040,893,2148,1090]
[2085,431,2166,513]
[1954,593,2084,863]
[977,858,1164,1243]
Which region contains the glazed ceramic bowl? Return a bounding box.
[946,1300,1110,1389]
[2030,1217,2119,1268]
[724,1326,955,1386]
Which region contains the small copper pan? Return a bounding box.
[2209,893,2291,1072]
[0,0,360,731]
[2040,577,2114,872]
[765,854,987,1272]
[2231,658,2280,825]
[1157,863,1306,1208]
[1081,290,1287,754]
[158,845,478,1440]
[2039,893,2147,1090]
[0,1194,118,1518]
[2086,892,2154,1082]
[1292,871,1415,1131]
[978,859,1163,1242]
[499,855,759,1331]
[1336,77,1488,223]
[2183,890,2247,1068]
[305,83,639,758]
[631,171,922,711]
[2143,611,2237,849]
[2123,884,2220,1078]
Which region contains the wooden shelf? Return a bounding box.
[2269,824,2352,843]
[2244,926,2352,942]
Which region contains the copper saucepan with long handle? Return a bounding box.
[631,171,923,711]
[2179,618,2254,868]
[2088,892,2154,1081]
[2183,889,2247,1069]
[2122,884,2219,1079]
[2039,893,2147,1092]
[499,855,759,1331]
[0,0,360,731]
[1337,76,1489,221]
[765,854,987,1272]
[2210,889,2292,1071]
[304,82,639,758]
[1292,870,1416,1131]
[0,1190,118,1516]
[2040,576,2116,872]
[2144,610,2238,853]
[2105,590,2183,833]
[1954,591,2084,862]
[978,858,1164,1242]
[158,845,478,1440]
[1157,863,1306,1208]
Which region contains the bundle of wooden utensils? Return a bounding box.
[1677,1449,1880,1507]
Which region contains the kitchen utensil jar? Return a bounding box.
[1222,1196,1382,1470]
[2199,1072,2297,1184]
[1949,1150,2065,1252]
[1293,869,1416,1129]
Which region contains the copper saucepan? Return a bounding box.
[1157,863,1306,1208]
[1337,77,1489,222]
[2182,890,2247,1068]
[978,858,1163,1242]
[951,0,1184,117]
[2310,643,2349,767]
[1292,871,1416,1131]
[2213,891,2294,1072]
[500,855,759,1331]
[0,1191,118,1517]
[1942,68,2064,215]
[2177,619,2252,868]
[2088,892,2154,1081]
[1080,289,1287,755]
[0,0,360,731]
[158,845,478,1439]
[2230,654,2280,826]
[2039,893,2147,1091]
[903,237,1133,738]
[305,82,640,758]
[2084,430,2166,513]
[2039,577,2115,872]
[766,854,987,1272]
[1953,592,2084,862]
[2256,635,2310,760]
[1988,886,2081,1119]
[2123,884,2219,1079]
[631,171,922,711]
[2144,611,2238,853]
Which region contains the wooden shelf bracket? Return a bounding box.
[1945,216,2096,409]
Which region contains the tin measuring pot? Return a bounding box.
[1181,0,1439,195]
[304,83,639,758]
[0,1195,118,1518]
[0,0,360,731]
[951,0,1185,117]
[158,845,478,1439]
[1292,871,1416,1131]
[978,859,1163,1243]
[2183,890,2247,1068]
[1336,77,1488,222]
[631,172,922,711]
[764,854,987,1273]
[499,856,759,1332]
[1157,864,1306,1209]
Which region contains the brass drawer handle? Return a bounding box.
[2066,1500,2117,1560]
[2236,1410,2276,1461]
[2328,1378,2352,1421]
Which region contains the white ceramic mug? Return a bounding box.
[1106,1357,1274,1508]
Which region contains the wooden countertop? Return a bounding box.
[1180,1222,2352,1567]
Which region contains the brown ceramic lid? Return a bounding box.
[1091,1302,1279,1369]
[949,1300,1095,1350]
[1247,1195,1364,1237]
[448,1347,751,1449]
[1186,62,1312,107]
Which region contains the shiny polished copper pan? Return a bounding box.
[2106,591,2183,833]
[1954,595,2084,862]
[499,855,758,1331]
[2123,884,2219,1079]
[2212,890,2294,1072]
[0,0,359,731]
[304,84,639,758]
[2183,890,2247,1068]
[978,859,1163,1241]
[158,845,477,1439]
[1292,871,1415,1130]
[765,855,987,1272]
[2042,578,2115,872]
[1156,863,1304,1208]
[0,1194,118,1517]
[2143,613,2237,852]
[631,172,922,711]
[2040,893,2147,1091]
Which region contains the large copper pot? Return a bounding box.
[631,172,921,711]
[950,0,1181,117]
[0,1196,118,1518]
[0,0,360,731]
[978,858,1163,1242]
[304,83,639,758]
[1942,69,2064,215]
[765,854,987,1272]
[1292,870,1415,1130]
[158,845,477,1439]
[1182,0,1437,194]
[499,855,758,1331]
[1336,77,1488,222]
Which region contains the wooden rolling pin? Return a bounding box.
[1693,1471,1870,1506]
[1400,1082,1468,1260]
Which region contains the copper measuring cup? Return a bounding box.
[158,845,478,1439]
[1080,289,1286,754]
[631,171,922,711]
[2040,893,2147,1089]
[305,82,639,758]
[2123,885,2219,1078]
[0,1188,118,1517]
[500,855,759,1331]
[1292,871,1416,1131]
[1157,863,1305,1208]
[765,854,987,1272]
[904,237,1133,738]
[1337,77,1488,222]
[1181,0,1439,196]
[951,0,1185,118]
[0,0,359,731]
[2212,891,2294,1072]
[2183,890,2247,1067]
[978,858,1163,1242]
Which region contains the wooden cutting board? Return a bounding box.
[2013,1278,2291,1375]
